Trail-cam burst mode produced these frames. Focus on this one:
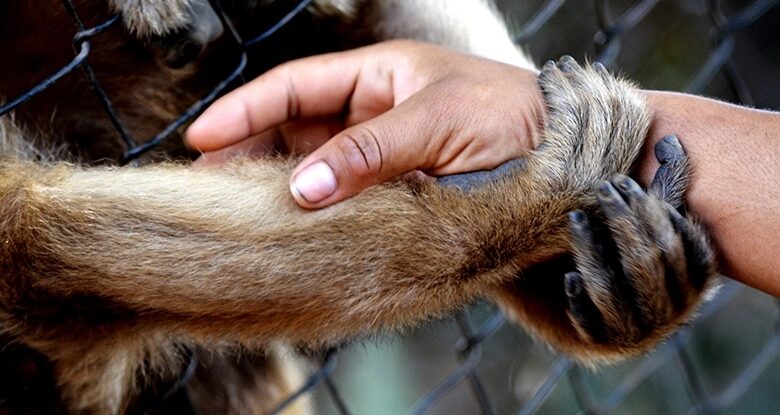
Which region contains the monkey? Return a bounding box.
[0,0,717,413]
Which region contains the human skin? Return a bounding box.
[639,92,780,297]
[186,40,543,205]
[186,40,780,297]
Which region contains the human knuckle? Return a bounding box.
[338,127,384,179]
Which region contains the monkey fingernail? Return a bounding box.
[612,174,638,193]
[597,181,616,199]
[654,134,684,164]
[569,210,586,224]
[565,272,584,297]
[291,161,337,204]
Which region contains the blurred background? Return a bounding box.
[312,1,780,414]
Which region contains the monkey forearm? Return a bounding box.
[0,159,568,344]
[638,92,780,296]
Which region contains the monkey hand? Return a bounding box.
[496,143,718,362]
[561,135,718,361]
[487,58,717,362]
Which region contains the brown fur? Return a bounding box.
[0,0,716,412]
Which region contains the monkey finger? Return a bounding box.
[649,135,689,207]
[666,206,716,293]
[596,180,644,240]
[536,59,587,156]
[610,174,669,236]
[541,55,589,98]
[654,134,686,166]
[538,60,563,104]
[611,175,688,282]
[601,176,678,328]
[565,271,607,344]
[557,55,610,94]
[592,61,610,79]
[568,210,639,342]
[556,55,582,74]
[538,59,579,111]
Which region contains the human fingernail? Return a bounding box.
[292,161,337,203]
[185,115,206,137]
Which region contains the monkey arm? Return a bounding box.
[0,148,579,414]
[1,59,712,365]
[0,157,573,345]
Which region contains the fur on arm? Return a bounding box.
[0,157,562,344]
[0,59,651,350]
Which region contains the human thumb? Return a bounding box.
[289,105,437,209]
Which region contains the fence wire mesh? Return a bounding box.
[0,0,778,414]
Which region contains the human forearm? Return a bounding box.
[639,91,780,296]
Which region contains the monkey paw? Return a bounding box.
[534,55,650,180]
[112,0,224,68]
[565,135,717,352]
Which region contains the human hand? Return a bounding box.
[186,40,544,208]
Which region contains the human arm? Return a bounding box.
[638,92,780,296]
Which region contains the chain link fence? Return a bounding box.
[0,0,778,414]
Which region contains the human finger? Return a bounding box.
[185,47,393,151]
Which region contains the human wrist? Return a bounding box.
[525,71,545,151]
[640,90,780,295]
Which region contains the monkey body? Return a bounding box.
[0,1,716,413]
